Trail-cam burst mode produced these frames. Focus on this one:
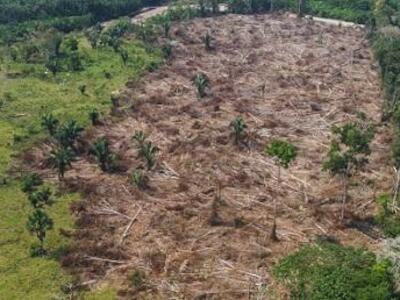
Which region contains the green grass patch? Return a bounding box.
[273,241,399,300]
[0,183,77,299]
[0,32,162,299]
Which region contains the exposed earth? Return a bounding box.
[30,12,390,299]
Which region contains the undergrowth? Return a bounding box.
[274,240,399,300]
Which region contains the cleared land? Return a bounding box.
[30,13,389,299]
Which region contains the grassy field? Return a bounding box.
[0,33,162,299]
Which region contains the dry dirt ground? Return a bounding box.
[32,12,392,299]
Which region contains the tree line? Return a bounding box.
[0,0,163,25]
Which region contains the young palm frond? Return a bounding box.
[130,169,148,189]
[55,119,84,149]
[193,73,209,98]
[139,141,159,170]
[230,116,247,144]
[41,113,59,136]
[90,137,115,171]
[48,147,74,180]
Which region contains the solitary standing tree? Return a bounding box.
[265,139,297,241]
[323,121,374,221]
[48,147,73,180]
[26,209,53,256]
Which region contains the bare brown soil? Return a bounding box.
[34,13,392,299]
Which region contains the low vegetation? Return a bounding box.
[274,240,398,300]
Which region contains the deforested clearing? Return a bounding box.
[31,12,390,299]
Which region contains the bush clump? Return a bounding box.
[273,240,399,300]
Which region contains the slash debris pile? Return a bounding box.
[32,12,390,299]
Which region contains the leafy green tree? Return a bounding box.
[230,116,247,144]
[323,121,374,220]
[55,119,84,149]
[28,187,54,209]
[89,108,100,125]
[90,137,115,171]
[48,147,74,180]
[21,173,43,193]
[26,209,53,256]
[139,141,159,170]
[193,73,209,98]
[265,139,297,241]
[41,113,59,136]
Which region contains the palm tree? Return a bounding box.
[230,116,247,144]
[193,73,209,98]
[132,130,146,146]
[41,113,59,136]
[139,141,159,170]
[90,137,115,171]
[48,147,73,180]
[55,119,83,149]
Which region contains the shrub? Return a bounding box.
[274,241,398,300]
[26,209,53,256]
[375,194,400,238]
[21,173,43,193]
[28,186,54,209]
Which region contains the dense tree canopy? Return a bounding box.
[0,0,163,24]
